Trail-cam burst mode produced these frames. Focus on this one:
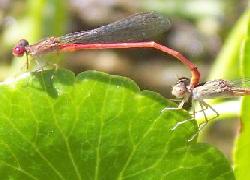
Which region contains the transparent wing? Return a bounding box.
[226,78,250,88]
[59,12,171,44]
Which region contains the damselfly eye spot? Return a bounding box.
[12,46,26,57]
[12,39,29,57]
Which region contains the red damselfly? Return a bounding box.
[12,12,200,87]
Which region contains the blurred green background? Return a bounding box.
[0,0,248,161]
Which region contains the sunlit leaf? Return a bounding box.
[0,69,233,179]
[234,11,250,180]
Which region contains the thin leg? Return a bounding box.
[171,99,196,131]
[191,99,196,119]
[190,106,210,114]
[19,53,29,71]
[33,59,44,72]
[171,117,196,131]
[50,63,59,80]
[188,100,220,142]
[161,99,186,113]
[198,101,209,129]
[25,53,29,70]
[200,101,219,119]
[187,101,208,141]
[168,98,183,102]
[178,99,186,109]
[170,99,212,132]
[161,88,191,113]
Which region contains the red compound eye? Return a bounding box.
[12,39,29,57]
[12,46,26,57]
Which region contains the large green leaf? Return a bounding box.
[0,69,233,179]
[234,12,250,180]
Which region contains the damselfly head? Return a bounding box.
[12,39,29,57]
[172,77,191,99]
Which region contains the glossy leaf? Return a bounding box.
[0,69,233,179]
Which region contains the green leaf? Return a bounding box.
[234,12,250,180]
[0,69,233,179]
